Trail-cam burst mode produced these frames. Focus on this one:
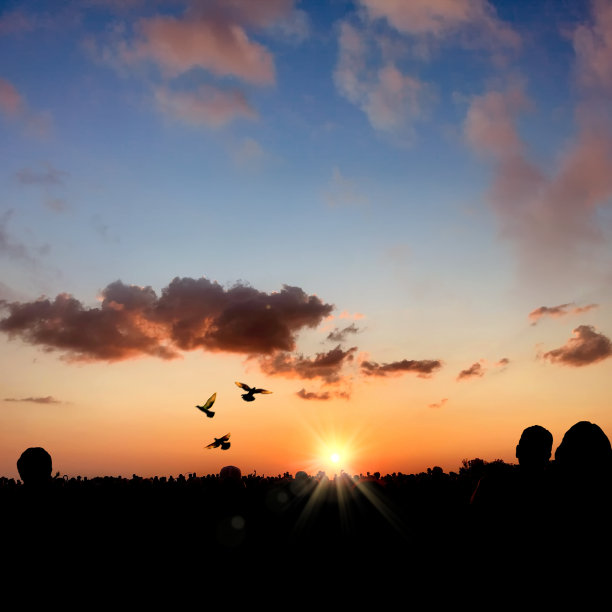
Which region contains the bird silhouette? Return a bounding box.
[205,433,231,450]
[196,392,216,418]
[235,381,272,402]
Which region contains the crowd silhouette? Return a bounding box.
[2,420,610,581]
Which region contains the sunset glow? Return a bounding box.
[1,1,611,480]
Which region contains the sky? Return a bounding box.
[1,0,611,479]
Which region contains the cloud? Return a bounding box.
[155,85,257,127]
[495,357,510,367]
[325,167,368,207]
[529,303,599,325]
[361,358,442,377]
[542,325,612,367]
[357,0,520,49]
[3,396,61,404]
[457,362,484,381]
[14,164,67,186]
[573,0,612,93]
[0,277,334,362]
[338,310,365,320]
[0,210,36,264]
[0,77,51,136]
[296,388,331,401]
[259,345,357,383]
[334,23,428,136]
[0,10,36,35]
[0,77,23,116]
[464,85,612,281]
[464,2,612,283]
[124,1,298,84]
[233,137,266,167]
[326,323,360,343]
[428,398,448,409]
[45,198,69,213]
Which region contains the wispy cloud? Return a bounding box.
[155,85,257,127]
[428,398,448,409]
[464,3,612,283]
[14,164,68,186]
[326,323,360,343]
[296,388,331,401]
[457,361,484,381]
[4,396,61,404]
[542,325,612,367]
[0,210,37,265]
[529,303,599,325]
[0,77,52,137]
[361,358,442,378]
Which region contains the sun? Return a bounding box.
[330,452,340,464]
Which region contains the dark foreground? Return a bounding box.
[2,459,610,579]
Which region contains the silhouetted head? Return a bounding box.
[555,421,611,474]
[516,425,553,470]
[219,465,242,482]
[17,447,52,487]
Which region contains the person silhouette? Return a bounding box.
[554,421,611,515]
[17,447,53,488]
[516,425,553,472]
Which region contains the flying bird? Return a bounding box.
[205,433,231,451]
[196,393,217,418]
[235,381,272,402]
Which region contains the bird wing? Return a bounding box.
[253,388,272,394]
[219,433,231,442]
[196,392,216,412]
[235,381,252,391]
[204,439,219,449]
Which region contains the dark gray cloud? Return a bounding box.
[296,388,331,401]
[260,345,356,383]
[542,325,612,367]
[457,362,484,381]
[0,277,334,362]
[529,303,599,325]
[326,323,360,343]
[361,358,442,378]
[4,396,61,404]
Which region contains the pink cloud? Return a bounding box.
[338,310,365,320]
[464,86,612,280]
[573,0,612,92]
[155,86,257,127]
[334,23,428,135]
[542,325,612,367]
[0,78,23,116]
[129,11,277,84]
[358,0,520,48]
[0,11,35,36]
